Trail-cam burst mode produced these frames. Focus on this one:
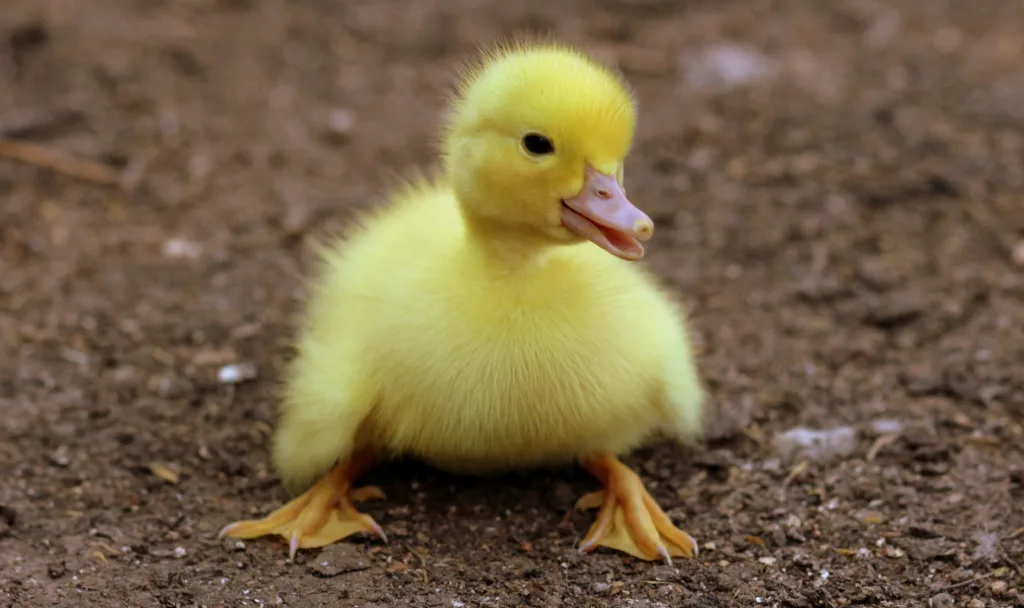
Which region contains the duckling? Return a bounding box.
[219,40,705,564]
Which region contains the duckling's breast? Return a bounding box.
[362,347,665,473]
[355,253,677,473]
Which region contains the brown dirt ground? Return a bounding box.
[2,0,1024,606]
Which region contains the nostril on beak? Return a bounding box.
[595,188,611,199]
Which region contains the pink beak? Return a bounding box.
[560,164,654,261]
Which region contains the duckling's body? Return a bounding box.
[221,40,705,564]
[288,180,701,477]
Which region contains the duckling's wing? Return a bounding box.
[646,291,705,445]
[271,332,376,496]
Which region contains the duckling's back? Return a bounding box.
[278,179,703,479]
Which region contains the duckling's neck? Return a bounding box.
[459,211,557,272]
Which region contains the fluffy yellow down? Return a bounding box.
[270,40,705,494]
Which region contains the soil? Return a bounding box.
[2,0,1024,607]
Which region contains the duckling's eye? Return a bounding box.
[522,133,555,155]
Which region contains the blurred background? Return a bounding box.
[1,0,1022,606]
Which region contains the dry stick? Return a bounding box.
[1001,548,1024,581]
[930,571,996,594]
[782,460,808,487]
[866,432,901,461]
[0,137,120,185]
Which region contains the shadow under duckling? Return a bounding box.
[220,39,706,565]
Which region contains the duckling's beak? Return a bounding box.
[561,164,654,261]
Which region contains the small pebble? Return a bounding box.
[47,562,66,579]
[280,203,315,237]
[173,546,187,559]
[48,452,70,468]
[990,580,1007,595]
[870,418,904,434]
[162,238,202,259]
[683,44,775,91]
[218,363,257,384]
[967,599,985,608]
[775,426,856,462]
[929,592,954,608]
[591,582,610,594]
[884,546,905,558]
[1011,241,1024,267]
[326,109,354,137]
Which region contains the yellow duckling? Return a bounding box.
[220,40,705,564]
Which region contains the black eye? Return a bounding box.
[522,133,555,155]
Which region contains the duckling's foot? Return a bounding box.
[218,453,386,561]
[575,453,697,564]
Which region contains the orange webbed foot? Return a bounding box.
[575,453,697,564]
[219,453,386,560]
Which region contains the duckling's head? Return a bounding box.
[442,41,654,261]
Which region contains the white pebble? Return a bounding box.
[173,546,187,559]
[871,418,904,434]
[1013,241,1024,267]
[683,44,775,91]
[327,109,354,136]
[162,238,202,259]
[775,426,857,461]
[218,363,257,384]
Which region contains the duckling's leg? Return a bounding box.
[575,453,697,564]
[218,450,386,560]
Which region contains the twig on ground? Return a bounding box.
[866,432,901,461]
[0,137,120,185]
